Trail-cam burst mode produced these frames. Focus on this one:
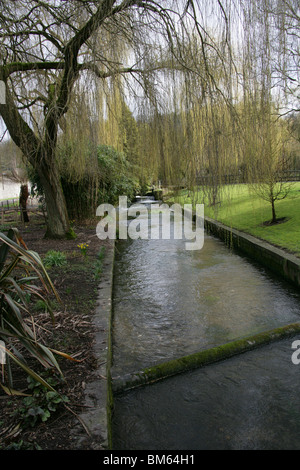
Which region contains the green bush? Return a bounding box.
[97,144,140,206]
[29,144,141,221]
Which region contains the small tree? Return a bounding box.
[252,160,293,224]
[249,124,294,224]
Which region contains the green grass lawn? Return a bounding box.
[166,182,300,257]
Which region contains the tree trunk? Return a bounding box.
[38,161,70,238]
[271,198,277,224]
[19,184,29,223]
[0,81,71,239]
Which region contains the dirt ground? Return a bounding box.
[0,215,108,450]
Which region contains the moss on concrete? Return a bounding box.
[112,322,300,394]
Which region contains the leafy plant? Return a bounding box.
[0,228,74,395]
[66,226,77,240]
[14,375,69,429]
[97,145,140,205]
[93,247,105,281]
[34,299,57,313]
[44,250,67,268]
[2,440,42,450]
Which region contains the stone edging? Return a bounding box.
[204,216,300,288]
[71,240,115,450]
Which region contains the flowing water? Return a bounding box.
[111,206,300,450]
[112,338,300,450]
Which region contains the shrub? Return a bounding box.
[29,144,141,221]
[97,145,140,206]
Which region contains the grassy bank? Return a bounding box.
[166,182,300,257]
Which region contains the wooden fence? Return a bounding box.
[195,170,300,186]
[0,198,45,225]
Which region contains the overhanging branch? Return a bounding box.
[2,61,65,77]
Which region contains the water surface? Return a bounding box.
[112,338,300,450]
[112,233,300,377]
[112,218,300,450]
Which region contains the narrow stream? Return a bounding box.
[111,206,300,450]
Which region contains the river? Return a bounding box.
[111,206,300,450]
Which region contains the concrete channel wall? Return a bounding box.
[71,240,115,450]
[204,216,300,289]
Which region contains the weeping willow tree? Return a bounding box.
[57,1,242,205]
[0,0,297,237]
[144,0,299,209]
[134,23,242,206]
[63,0,298,216]
[237,0,298,223]
[55,75,140,219]
[0,0,227,237]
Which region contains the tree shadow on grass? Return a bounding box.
[261,217,289,227]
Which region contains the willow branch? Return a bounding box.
[2,61,64,77]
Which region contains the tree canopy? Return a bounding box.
[0,0,298,236]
